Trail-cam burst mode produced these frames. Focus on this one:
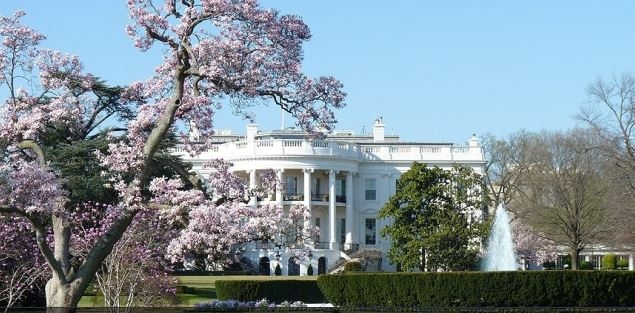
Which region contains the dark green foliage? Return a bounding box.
[617,259,629,269]
[274,264,281,276]
[215,280,325,303]
[602,254,617,270]
[379,163,489,271]
[317,271,635,308]
[307,264,314,276]
[43,135,118,206]
[543,261,556,270]
[579,260,593,270]
[344,260,363,272]
[35,80,197,209]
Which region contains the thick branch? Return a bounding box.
[17,140,45,166]
[31,218,68,284]
[73,208,139,298]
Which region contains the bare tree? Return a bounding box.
[578,73,635,248]
[516,129,617,269]
[481,131,535,212]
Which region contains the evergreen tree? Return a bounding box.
[379,162,489,271]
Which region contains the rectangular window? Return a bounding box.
[338,218,346,244]
[286,177,297,195]
[313,178,321,199]
[365,218,376,245]
[365,178,377,200]
[336,179,346,196]
[592,255,602,270]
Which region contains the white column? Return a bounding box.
[303,169,312,230]
[345,171,354,250]
[303,169,312,208]
[249,169,257,209]
[276,169,284,205]
[629,254,634,271]
[329,170,337,250]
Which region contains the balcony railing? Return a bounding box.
[281,193,347,203]
[283,193,303,201]
[173,139,483,162]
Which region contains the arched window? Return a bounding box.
[259,257,271,275]
[288,257,300,276]
[318,256,327,274]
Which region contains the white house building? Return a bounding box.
[173,118,486,275]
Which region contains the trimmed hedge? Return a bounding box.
[215,280,325,303]
[317,271,635,308]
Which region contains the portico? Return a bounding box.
[245,167,357,251]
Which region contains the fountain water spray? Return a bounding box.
[482,204,517,271]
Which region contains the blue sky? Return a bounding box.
[2,1,635,144]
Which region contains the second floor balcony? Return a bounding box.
[173,138,484,162]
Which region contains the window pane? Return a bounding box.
[286,177,297,194]
[365,178,376,200]
[313,178,321,195]
[365,190,376,200]
[365,218,376,245]
[339,218,346,244]
[365,178,376,189]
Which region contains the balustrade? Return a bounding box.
[172,138,481,162]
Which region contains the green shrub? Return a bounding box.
[617,259,629,270]
[307,264,314,276]
[344,260,363,272]
[317,271,635,308]
[602,254,617,270]
[562,255,572,269]
[274,264,281,276]
[579,260,593,270]
[215,280,325,303]
[543,261,556,270]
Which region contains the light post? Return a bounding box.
[307,251,314,276]
[275,247,281,263]
[274,238,282,275]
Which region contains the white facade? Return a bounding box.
[173,118,486,274]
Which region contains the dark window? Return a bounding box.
[365,179,376,200]
[339,218,346,244]
[318,257,327,274]
[288,257,300,276]
[365,218,376,245]
[259,257,270,275]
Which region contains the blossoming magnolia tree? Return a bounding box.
[71,203,179,309]
[512,220,557,267]
[0,0,345,309]
[0,216,47,311]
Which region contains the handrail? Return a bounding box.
[171,139,483,162]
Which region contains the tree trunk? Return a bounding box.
[45,278,80,313]
[419,247,427,272]
[570,249,579,270]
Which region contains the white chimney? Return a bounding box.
[246,124,258,141]
[373,117,385,142]
[468,133,479,147]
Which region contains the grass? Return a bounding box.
[78,275,318,308]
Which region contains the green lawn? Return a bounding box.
[79,275,318,307]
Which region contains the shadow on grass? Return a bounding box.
[177,286,217,307]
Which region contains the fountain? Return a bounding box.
[481,203,517,271]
